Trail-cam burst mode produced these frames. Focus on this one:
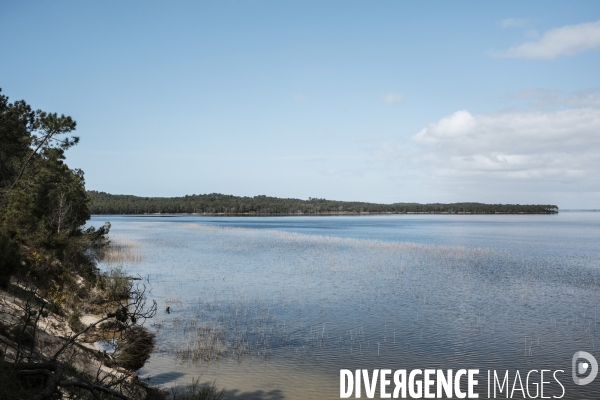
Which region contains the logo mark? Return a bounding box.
[572,351,598,385]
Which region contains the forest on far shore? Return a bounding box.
[88,191,559,215]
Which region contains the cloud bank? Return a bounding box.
[411,106,600,185]
[493,20,600,58]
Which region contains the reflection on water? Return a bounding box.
[92,213,600,399]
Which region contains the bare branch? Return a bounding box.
[51,314,115,362]
[58,380,132,400]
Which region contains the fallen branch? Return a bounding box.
[59,380,132,400]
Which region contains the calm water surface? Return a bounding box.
[91,213,600,399]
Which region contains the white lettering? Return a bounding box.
[553,370,564,399]
[340,370,353,398]
[541,370,550,399]
[468,369,479,398]
[424,369,435,398]
[511,370,525,398]
[437,369,453,398]
[494,370,508,398]
[409,369,423,398]
[363,369,379,399]
[381,369,392,398]
[393,370,407,398]
[455,369,467,399]
[526,370,539,398]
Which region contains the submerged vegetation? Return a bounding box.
[100,239,144,264]
[89,191,559,215]
[166,378,226,400]
[131,219,600,399]
[154,226,505,365]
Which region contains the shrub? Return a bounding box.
[47,284,67,314]
[102,265,132,301]
[68,309,83,332]
[114,326,155,371]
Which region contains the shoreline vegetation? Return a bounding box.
[0,88,223,399]
[89,191,559,215]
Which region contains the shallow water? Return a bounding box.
[91,213,600,399]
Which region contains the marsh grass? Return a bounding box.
[175,324,230,362]
[167,378,226,400]
[102,238,143,264]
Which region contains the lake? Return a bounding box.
[91,212,600,399]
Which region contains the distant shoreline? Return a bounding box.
[92,211,560,215]
[559,209,600,212]
[88,191,559,215]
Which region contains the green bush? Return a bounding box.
[102,265,132,300]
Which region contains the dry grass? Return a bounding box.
[101,238,143,264]
[167,377,226,400]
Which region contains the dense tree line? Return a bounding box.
[0,88,108,287]
[89,191,559,215]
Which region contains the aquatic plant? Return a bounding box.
[167,378,226,400]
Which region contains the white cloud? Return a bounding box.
[367,92,600,207]
[382,92,404,106]
[411,107,600,183]
[501,18,528,28]
[413,110,476,144]
[492,19,600,58]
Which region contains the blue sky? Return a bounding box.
[2,1,600,208]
